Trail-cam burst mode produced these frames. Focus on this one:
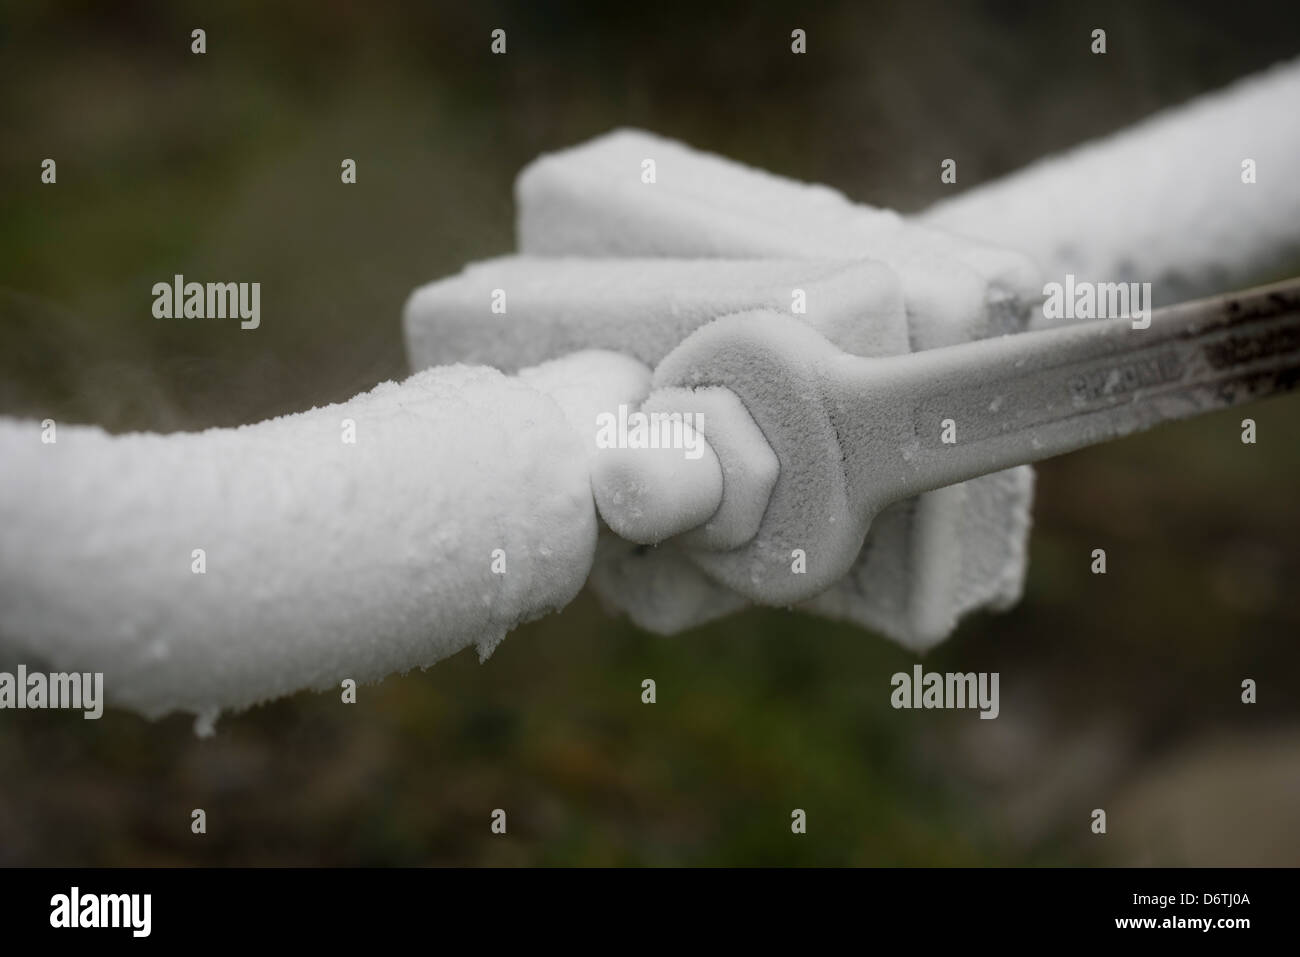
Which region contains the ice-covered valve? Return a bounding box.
[651,278,1300,604]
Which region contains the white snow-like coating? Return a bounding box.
[517,129,1041,348]
[512,128,1040,348]
[514,128,1036,648]
[521,349,730,545]
[6,58,1296,725]
[646,386,779,552]
[590,428,723,545]
[517,348,653,453]
[922,57,1300,304]
[651,311,865,604]
[0,356,636,724]
[405,256,907,372]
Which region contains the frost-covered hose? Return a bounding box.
[921,57,1300,302]
[0,351,654,728]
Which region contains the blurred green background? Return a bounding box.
[1,0,1298,865]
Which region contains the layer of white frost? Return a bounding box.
[0,358,632,727]
[5,59,1298,727]
[512,124,1039,649]
[922,57,1300,305]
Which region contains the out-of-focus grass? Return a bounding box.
[1,0,1298,865]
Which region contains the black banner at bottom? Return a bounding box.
[0,866,1284,943]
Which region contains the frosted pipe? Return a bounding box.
[920,57,1300,303]
[0,352,651,729]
